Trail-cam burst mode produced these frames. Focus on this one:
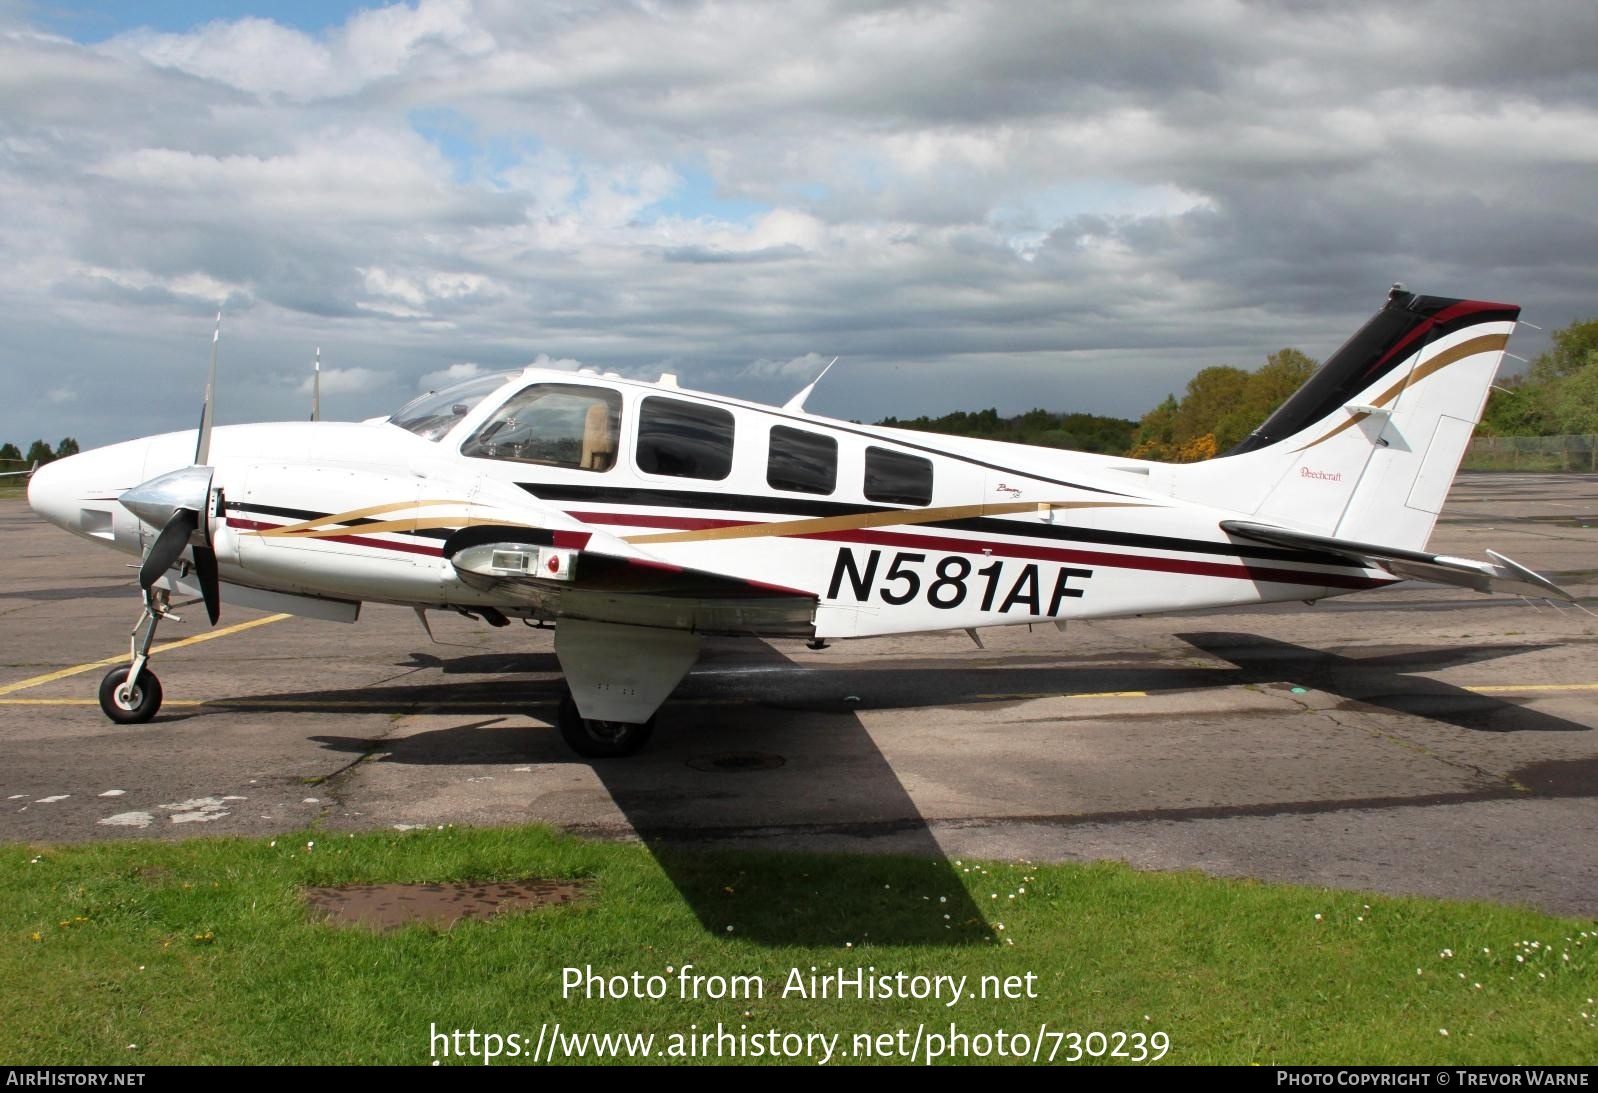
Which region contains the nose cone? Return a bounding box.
[28,440,151,540]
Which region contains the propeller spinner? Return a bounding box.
[120,465,222,625]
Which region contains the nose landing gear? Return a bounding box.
[97,587,176,724]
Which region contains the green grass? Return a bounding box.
[2,826,1594,1065]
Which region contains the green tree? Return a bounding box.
[1171,365,1251,450]
[1130,349,1320,461]
[876,407,1136,454]
[56,437,80,458]
[0,442,20,463]
[1547,364,1598,434]
[24,440,54,466]
[1480,315,1598,437]
[1129,395,1179,457]
[1529,317,1598,383]
[1478,375,1546,436]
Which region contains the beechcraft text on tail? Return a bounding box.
[28,286,1572,756]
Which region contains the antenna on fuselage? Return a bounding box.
[783,356,839,413]
[311,347,321,422]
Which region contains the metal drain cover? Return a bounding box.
[687,751,786,772]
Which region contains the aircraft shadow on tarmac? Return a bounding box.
[308,720,997,946]
[1175,632,1592,735]
[304,639,999,948]
[278,631,1591,945]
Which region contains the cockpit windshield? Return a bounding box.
[388,373,516,441]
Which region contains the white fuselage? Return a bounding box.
[29,367,1386,640]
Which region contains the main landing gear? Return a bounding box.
[556,691,656,758]
[97,588,174,724]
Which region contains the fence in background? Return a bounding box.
[1462,435,1598,473]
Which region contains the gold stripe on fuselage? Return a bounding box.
[254,498,467,537]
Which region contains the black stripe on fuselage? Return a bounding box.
[520,483,1364,568]
[525,483,882,519]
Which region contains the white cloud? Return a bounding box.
[524,352,582,372]
[3,0,1597,448]
[297,367,386,396]
[418,361,488,389]
[717,352,832,383]
[106,0,494,101]
[361,267,427,308]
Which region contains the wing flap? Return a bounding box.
[1220,519,1574,602]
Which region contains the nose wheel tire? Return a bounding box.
[557,692,654,758]
[98,666,163,724]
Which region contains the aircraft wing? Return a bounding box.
[1220,519,1574,601]
[443,524,817,636]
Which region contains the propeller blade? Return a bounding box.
[192,544,222,625]
[195,310,221,465]
[139,509,199,592]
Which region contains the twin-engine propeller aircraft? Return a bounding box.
[28,286,1573,756]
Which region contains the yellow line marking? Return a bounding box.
[1465,683,1598,694]
[969,690,1148,701]
[0,614,292,696]
[623,500,1151,546]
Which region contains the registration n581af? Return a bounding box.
[825,547,1091,616]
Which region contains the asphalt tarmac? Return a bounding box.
[2,474,1595,917]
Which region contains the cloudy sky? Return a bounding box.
[4,0,1597,449]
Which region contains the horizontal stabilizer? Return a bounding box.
[1220,520,1574,602]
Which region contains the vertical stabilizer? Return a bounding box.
[1173,288,1518,551]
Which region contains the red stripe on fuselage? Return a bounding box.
[561,510,1390,591]
[578,511,736,533]
[803,527,1385,591]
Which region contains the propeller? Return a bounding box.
[118,311,224,626]
[139,508,199,591]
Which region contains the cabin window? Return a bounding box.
[636,397,735,480]
[767,425,837,495]
[460,384,622,471]
[864,446,933,505]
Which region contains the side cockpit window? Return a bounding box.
[461,384,623,471]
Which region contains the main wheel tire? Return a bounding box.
[557,693,655,758]
[98,666,163,724]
